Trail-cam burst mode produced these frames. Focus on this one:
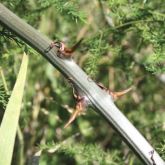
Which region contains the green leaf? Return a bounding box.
[0,52,29,165]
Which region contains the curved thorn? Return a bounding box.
[64,102,83,128]
[110,87,132,100]
[64,109,79,128]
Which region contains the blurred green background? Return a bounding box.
[0,0,165,164]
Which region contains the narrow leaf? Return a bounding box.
[0,52,29,165]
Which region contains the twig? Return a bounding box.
[114,19,156,30]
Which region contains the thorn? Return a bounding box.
[60,39,83,58]
[64,109,80,128]
[109,87,132,100]
[69,38,83,53]
[46,39,83,58]
[64,98,84,128]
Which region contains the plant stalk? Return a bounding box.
[0,3,164,165]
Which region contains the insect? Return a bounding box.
[44,39,83,58]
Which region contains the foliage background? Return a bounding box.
[0,0,165,164]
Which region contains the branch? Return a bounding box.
[0,4,164,165]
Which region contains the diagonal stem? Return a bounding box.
[0,3,164,165]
